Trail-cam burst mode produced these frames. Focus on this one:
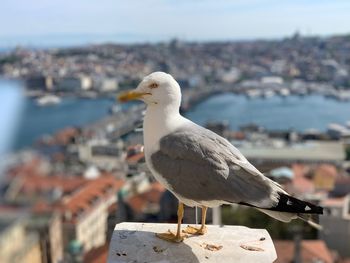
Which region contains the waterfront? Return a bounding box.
[6,93,350,150]
[13,97,115,150]
[187,93,350,131]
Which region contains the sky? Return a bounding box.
[0,0,350,46]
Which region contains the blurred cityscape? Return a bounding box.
[0,32,350,263]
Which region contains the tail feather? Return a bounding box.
[270,193,323,214]
[239,192,323,228]
[257,208,297,222]
[256,192,323,229]
[257,208,323,230]
[298,214,323,230]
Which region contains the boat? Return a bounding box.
[279,88,290,97]
[36,95,61,106]
[263,90,275,98]
[81,91,98,99]
[346,121,350,129]
[295,87,308,96]
[336,91,350,101]
[109,104,122,114]
[246,89,261,99]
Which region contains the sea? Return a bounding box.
[1,81,350,153]
[186,93,350,131]
[14,97,116,149]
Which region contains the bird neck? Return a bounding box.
[143,104,183,152]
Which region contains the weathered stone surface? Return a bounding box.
[108,223,277,263]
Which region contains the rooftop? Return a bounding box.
[322,196,347,207]
[16,174,87,195]
[84,244,108,263]
[58,175,124,224]
[126,182,166,214]
[239,141,345,163]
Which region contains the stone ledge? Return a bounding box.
[107,222,277,263]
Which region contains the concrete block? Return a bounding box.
[107,222,277,263]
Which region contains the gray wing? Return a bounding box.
[150,125,280,208]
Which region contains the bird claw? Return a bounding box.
[155,229,187,243]
[182,225,207,235]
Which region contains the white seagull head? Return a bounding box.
[119,72,182,109]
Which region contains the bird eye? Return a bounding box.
[149,83,159,89]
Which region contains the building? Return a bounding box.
[4,173,87,205]
[238,140,345,164]
[27,211,63,263]
[328,123,350,140]
[267,166,294,184]
[78,141,126,171]
[123,181,166,222]
[126,144,145,173]
[313,164,338,191]
[320,195,350,257]
[287,164,315,196]
[4,161,125,256]
[57,176,124,252]
[26,75,53,90]
[83,244,108,263]
[98,78,119,92]
[56,76,92,91]
[0,210,42,263]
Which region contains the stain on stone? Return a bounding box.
[119,232,128,239]
[201,243,223,251]
[240,244,264,252]
[153,246,166,253]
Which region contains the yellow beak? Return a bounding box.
[117,90,151,102]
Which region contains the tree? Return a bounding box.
[222,205,317,239]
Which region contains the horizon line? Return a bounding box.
[0,31,349,50]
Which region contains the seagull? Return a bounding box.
[119,72,323,243]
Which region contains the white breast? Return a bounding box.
[142,107,226,208]
[143,105,203,206]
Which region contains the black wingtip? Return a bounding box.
[271,193,323,214]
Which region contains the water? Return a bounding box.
[0,33,164,50]
[13,97,115,150]
[0,80,25,155]
[186,93,350,131]
[2,86,350,152]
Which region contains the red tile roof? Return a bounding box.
[291,164,315,194]
[18,174,87,195]
[8,157,46,178]
[126,182,166,214]
[58,175,124,224]
[322,196,346,207]
[335,176,350,185]
[314,164,338,179]
[0,205,25,213]
[274,240,334,263]
[32,201,54,213]
[54,127,79,145]
[126,144,144,152]
[84,243,108,263]
[126,152,145,164]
